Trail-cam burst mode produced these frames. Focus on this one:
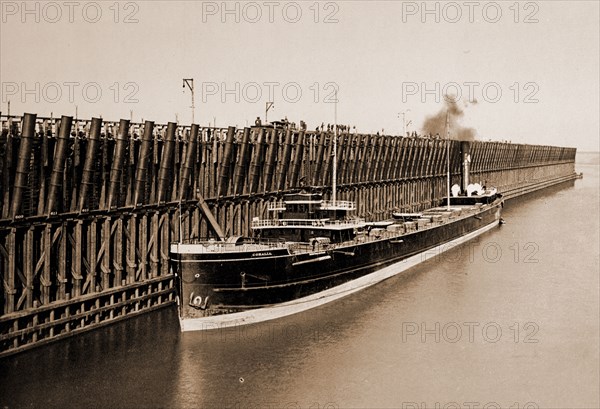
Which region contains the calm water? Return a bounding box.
[1,155,599,409]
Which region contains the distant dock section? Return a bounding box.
[0,113,578,357]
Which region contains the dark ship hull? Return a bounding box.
[170,197,503,331]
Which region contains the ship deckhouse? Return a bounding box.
[251,192,366,244]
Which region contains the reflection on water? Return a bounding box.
[1,156,598,409]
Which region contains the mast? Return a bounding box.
[181,77,196,244]
[446,110,451,211]
[333,89,337,207]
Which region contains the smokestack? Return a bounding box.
[461,141,471,193]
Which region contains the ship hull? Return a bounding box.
[171,202,502,331]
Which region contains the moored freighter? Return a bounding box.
[170,185,503,331]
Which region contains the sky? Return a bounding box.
[0,0,599,151]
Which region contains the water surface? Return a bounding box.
[1,155,598,409]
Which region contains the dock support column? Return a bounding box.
[72,221,83,297]
[290,129,305,189]
[46,116,73,215]
[11,113,36,218]
[107,119,130,209]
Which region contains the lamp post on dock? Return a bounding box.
[182,78,195,123]
[399,109,410,136]
[265,101,274,124]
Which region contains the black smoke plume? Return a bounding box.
[421,96,477,141]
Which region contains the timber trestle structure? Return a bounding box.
[0,113,578,356]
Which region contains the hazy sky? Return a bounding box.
[1,0,598,151]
